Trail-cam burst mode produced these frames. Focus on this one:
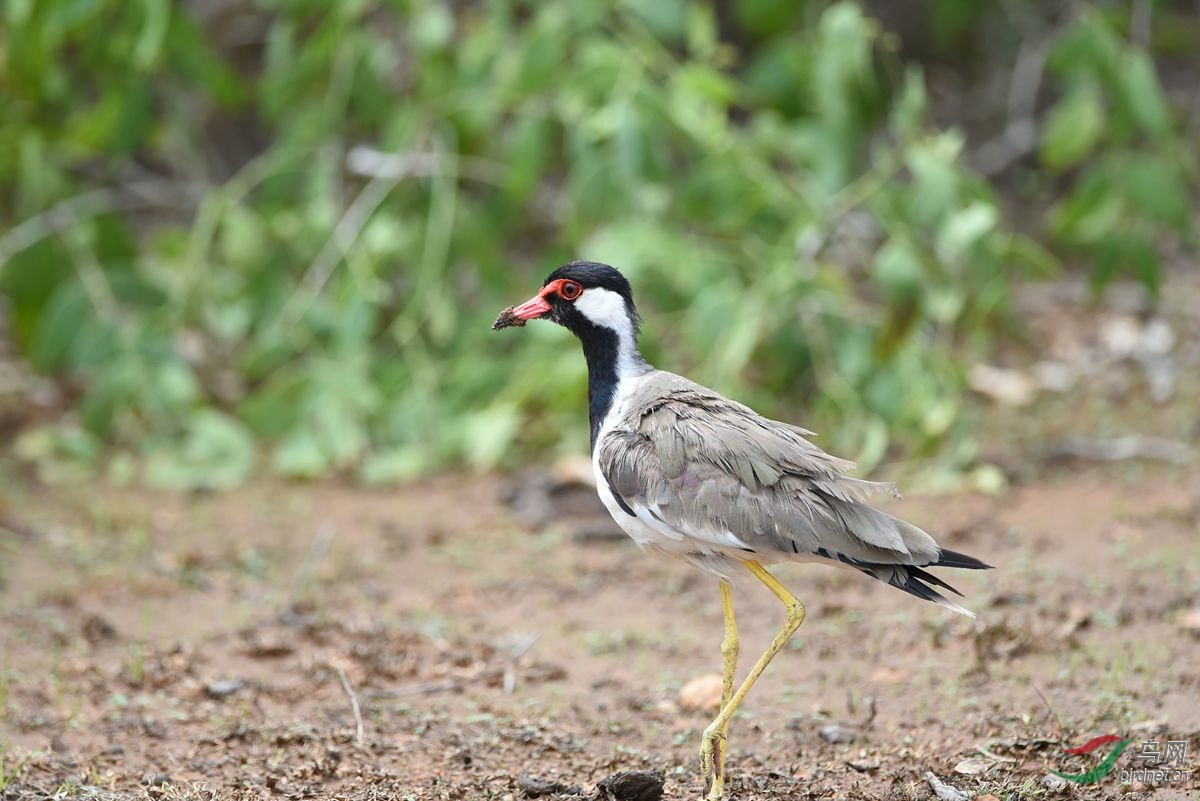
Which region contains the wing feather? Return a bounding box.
[595,372,941,567]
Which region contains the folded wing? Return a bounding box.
[597,373,990,614]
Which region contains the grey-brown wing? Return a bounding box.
[597,382,942,566]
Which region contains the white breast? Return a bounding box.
[589,373,709,558]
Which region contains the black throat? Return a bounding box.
[580,324,622,451]
[574,319,644,451]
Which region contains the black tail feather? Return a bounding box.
[889,569,954,606]
[817,545,990,616]
[935,548,994,570]
[861,565,973,615]
[905,565,965,597]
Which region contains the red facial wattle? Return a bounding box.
[493,278,583,330]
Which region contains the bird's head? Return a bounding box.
[493,261,640,342]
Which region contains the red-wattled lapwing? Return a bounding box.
[494,261,991,800]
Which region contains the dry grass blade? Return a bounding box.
[335,665,365,747]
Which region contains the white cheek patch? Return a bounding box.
[573,286,645,379]
[574,288,631,332]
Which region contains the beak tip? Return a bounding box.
[492,306,526,331]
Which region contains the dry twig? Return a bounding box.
[335,665,365,747]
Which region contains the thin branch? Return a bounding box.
[3,189,131,267]
[345,146,507,185]
[0,180,207,268]
[1030,682,1065,734]
[301,171,399,295]
[291,522,336,601]
[1044,435,1191,465]
[335,665,365,747]
[277,149,421,326]
[971,39,1049,176]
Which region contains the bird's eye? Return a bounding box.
[560,281,582,300]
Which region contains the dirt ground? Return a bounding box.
[1,458,1198,800]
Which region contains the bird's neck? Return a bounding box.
[578,323,649,450]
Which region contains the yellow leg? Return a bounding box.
[701,580,739,800]
[718,580,739,715]
[700,561,806,801]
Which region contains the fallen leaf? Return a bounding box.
[953,757,988,775]
[1040,774,1067,792]
[924,771,973,801]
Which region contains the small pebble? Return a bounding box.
[819,723,859,744]
[679,674,724,711]
[205,679,244,699]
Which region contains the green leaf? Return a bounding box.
[937,202,998,263]
[153,360,200,408]
[890,66,927,143]
[907,133,964,225]
[459,405,521,468]
[1119,51,1171,137]
[872,240,922,301]
[80,364,136,437]
[1050,172,1122,245]
[360,446,429,485]
[1040,84,1104,170]
[411,4,454,51]
[684,2,718,60]
[622,0,686,44]
[272,431,330,478]
[142,411,256,490]
[856,416,890,472]
[28,282,90,372]
[133,0,170,68]
[13,425,101,485]
[1114,155,1190,230]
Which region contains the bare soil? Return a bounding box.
[1,462,1198,800]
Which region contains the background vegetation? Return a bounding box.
[0,0,1196,488]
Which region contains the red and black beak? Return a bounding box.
[493,285,554,330]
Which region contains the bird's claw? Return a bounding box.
[699,726,726,800]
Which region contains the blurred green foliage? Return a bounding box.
[1040,9,1196,293]
[0,0,1193,487]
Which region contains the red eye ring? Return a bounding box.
[560,281,582,300]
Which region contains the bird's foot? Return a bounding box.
[699,725,726,800]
